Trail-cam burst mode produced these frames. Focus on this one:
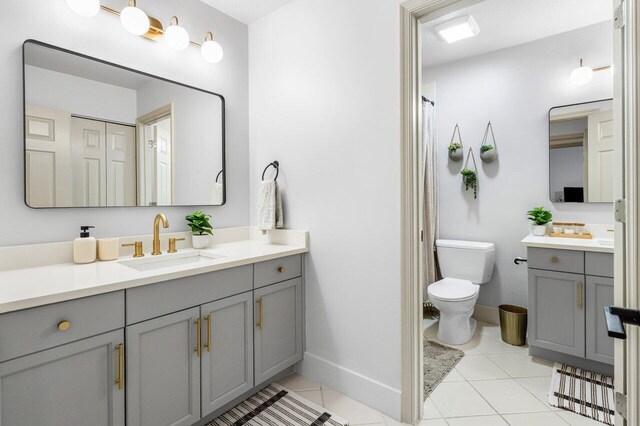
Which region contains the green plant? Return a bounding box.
[185,210,213,235]
[448,143,462,153]
[461,168,478,199]
[480,145,495,153]
[526,207,552,225]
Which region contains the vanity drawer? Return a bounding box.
[126,265,253,324]
[586,252,614,278]
[0,291,124,362]
[254,255,302,289]
[527,248,584,274]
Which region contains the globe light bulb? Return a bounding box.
[570,59,593,86]
[120,4,149,36]
[201,33,224,64]
[165,17,190,51]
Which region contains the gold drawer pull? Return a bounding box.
[277,266,285,273]
[195,318,202,357]
[256,298,264,330]
[550,256,559,263]
[115,343,124,390]
[58,321,71,331]
[577,282,583,310]
[204,314,211,352]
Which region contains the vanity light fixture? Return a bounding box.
[570,58,612,86]
[65,0,100,17]
[201,32,224,64]
[120,0,150,36]
[435,15,480,44]
[164,16,190,51]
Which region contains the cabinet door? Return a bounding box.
[0,329,124,426]
[254,278,303,385]
[528,269,585,357]
[201,292,254,417]
[586,276,614,364]
[126,307,201,426]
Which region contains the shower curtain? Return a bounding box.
[422,99,439,304]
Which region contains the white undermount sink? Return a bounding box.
[119,251,225,272]
[595,238,614,248]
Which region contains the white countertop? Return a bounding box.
[521,235,614,254]
[0,228,308,314]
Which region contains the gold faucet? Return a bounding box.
[152,213,169,255]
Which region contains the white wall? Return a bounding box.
[425,21,614,308]
[0,0,248,246]
[249,0,403,418]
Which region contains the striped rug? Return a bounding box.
[208,383,349,426]
[548,363,615,425]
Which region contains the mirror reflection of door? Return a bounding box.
[587,109,614,202]
[137,105,174,206]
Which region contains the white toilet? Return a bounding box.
[427,239,495,345]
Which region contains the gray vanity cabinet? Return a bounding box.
[528,269,586,357]
[254,278,304,386]
[0,329,125,426]
[200,292,254,417]
[126,307,201,426]
[586,276,614,364]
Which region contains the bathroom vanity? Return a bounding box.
[0,227,307,426]
[521,235,614,376]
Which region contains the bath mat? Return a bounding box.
[423,338,464,399]
[207,383,349,426]
[549,363,615,425]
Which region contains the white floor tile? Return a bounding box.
[321,389,386,425]
[383,414,409,425]
[445,415,509,425]
[455,354,510,381]
[487,353,553,378]
[278,373,323,391]
[419,420,448,426]
[516,377,561,411]
[475,334,523,354]
[423,397,443,419]
[295,390,324,407]
[502,412,569,425]
[430,382,497,418]
[470,379,551,414]
[441,368,465,382]
[555,411,607,425]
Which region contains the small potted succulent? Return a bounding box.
[186,210,214,249]
[448,142,464,161]
[461,168,478,199]
[527,207,552,236]
[480,144,497,163]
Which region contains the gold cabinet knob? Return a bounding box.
[58,320,71,331]
[277,266,285,273]
[551,256,559,263]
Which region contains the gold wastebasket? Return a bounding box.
[499,305,528,346]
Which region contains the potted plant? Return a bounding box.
[480,144,497,163]
[461,168,478,199]
[526,207,552,236]
[186,210,214,249]
[448,142,463,161]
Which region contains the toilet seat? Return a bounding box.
[428,278,479,301]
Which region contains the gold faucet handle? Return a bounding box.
[122,241,144,258]
[168,238,186,253]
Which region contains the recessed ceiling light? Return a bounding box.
[435,15,480,44]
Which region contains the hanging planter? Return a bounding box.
[480,121,499,163]
[461,147,479,199]
[447,124,464,161]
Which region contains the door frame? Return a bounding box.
[399,0,639,424]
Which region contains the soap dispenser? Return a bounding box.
[74,226,97,264]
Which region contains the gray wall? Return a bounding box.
[425,22,614,308]
[1,0,248,246]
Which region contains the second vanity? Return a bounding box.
[0,227,308,426]
[522,234,614,376]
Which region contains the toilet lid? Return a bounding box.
[428,278,479,301]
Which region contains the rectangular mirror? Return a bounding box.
[549,98,613,203]
[23,40,225,208]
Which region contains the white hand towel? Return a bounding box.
[258,181,284,231]
[211,182,223,205]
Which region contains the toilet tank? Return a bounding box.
[436,239,495,284]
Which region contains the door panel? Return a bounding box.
[201,292,254,417]
[71,117,106,207]
[106,123,136,206]
[587,109,614,202]
[0,330,124,426]
[586,276,614,364]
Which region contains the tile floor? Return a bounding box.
[277,319,604,426]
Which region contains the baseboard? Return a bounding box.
[297,352,402,421]
[472,304,500,325]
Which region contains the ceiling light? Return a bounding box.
[164,16,190,51]
[201,32,224,64]
[120,0,149,36]
[570,59,594,85]
[66,0,101,17]
[435,15,480,44]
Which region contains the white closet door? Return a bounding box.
[25,106,72,207]
[106,123,136,206]
[155,125,172,205]
[71,117,106,207]
[587,109,614,202]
